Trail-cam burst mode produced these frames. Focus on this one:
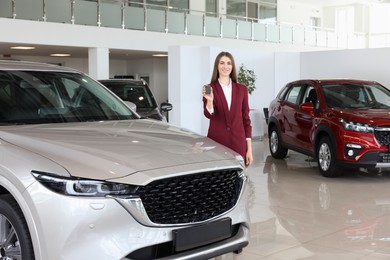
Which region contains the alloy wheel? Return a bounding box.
[318,142,331,171]
[0,214,21,260]
[270,131,278,154]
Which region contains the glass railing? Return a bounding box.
[0,0,377,49]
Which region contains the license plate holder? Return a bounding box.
[172,217,232,252]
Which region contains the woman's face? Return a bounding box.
[218,56,232,78]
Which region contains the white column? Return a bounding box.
[88,47,109,80]
[168,45,216,135]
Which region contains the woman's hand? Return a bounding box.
[202,85,213,101]
[245,139,253,167]
[202,85,214,111]
[246,151,253,167]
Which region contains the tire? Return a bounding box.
[269,126,288,159]
[317,136,340,177]
[0,194,34,260]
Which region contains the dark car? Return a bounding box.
[267,79,390,177]
[99,79,172,121]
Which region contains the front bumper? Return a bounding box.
[125,223,249,260]
[25,179,250,260]
[340,150,390,169]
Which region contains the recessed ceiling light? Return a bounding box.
[50,54,71,57]
[10,46,36,50]
[152,54,168,57]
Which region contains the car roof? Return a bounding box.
[0,59,80,73]
[288,79,380,85]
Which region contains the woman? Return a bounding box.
[202,51,253,167]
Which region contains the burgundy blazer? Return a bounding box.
[203,81,252,159]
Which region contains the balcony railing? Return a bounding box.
[0,0,385,49]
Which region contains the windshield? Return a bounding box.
[0,70,138,124]
[322,83,390,109]
[103,82,157,109]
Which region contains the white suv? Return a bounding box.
[0,60,250,259]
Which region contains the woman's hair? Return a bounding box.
[210,51,238,83]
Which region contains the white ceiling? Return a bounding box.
[0,43,165,60]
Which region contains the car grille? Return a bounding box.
[374,127,390,146]
[135,169,244,224]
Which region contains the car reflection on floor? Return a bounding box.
[264,153,390,255]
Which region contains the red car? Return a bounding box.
[267,79,390,177]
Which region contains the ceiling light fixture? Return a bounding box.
[50,54,71,57]
[152,54,168,57]
[10,46,36,50]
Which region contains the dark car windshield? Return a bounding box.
[0,70,138,124]
[322,83,390,109]
[101,81,157,109]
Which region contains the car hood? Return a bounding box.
[332,108,390,125]
[0,120,240,181]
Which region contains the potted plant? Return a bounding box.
[237,64,264,138]
[237,64,256,95]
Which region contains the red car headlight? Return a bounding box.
[340,118,374,133]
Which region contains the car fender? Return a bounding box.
[0,144,70,260]
[314,124,338,159]
[0,172,45,260]
[268,116,285,142]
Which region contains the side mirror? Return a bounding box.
[124,101,137,112]
[160,102,173,112]
[300,102,315,116]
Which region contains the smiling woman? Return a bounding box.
[202,51,253,167]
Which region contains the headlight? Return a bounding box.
[340,119,374,133]
[32,171,139,197]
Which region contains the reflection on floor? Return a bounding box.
[213,138,390,260]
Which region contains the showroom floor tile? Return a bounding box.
[212,138,390,260]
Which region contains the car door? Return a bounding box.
[295,85,318,152]
[279,84,305,147]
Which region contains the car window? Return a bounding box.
[302,86,319,109]
[322,83,390,109]
[0,71,138,124]
[367,86,390,106]
[285,85,302,104]
[102,82,157,109]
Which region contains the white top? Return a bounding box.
[219,78,232,110]
[206,79,232,114]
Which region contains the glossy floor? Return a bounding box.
[214,138,390,260]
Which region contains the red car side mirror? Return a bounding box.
[300,102,315,116]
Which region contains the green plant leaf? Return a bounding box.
[237,64,256,95]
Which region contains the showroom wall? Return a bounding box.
[300,47,390,88]
[126,58,169,106]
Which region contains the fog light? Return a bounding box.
[344,143,363,159]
